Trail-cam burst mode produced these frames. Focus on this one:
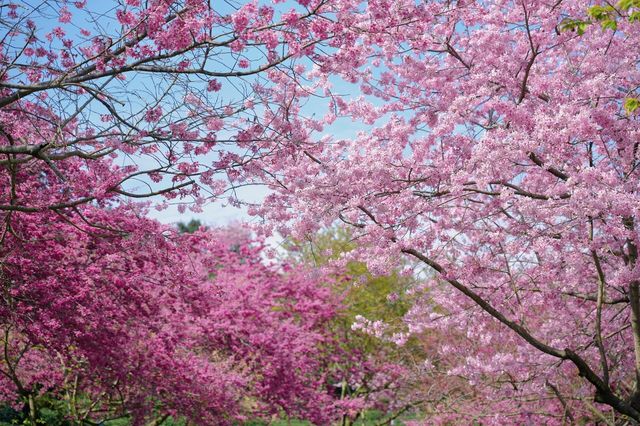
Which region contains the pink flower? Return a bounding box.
[207,79,222,92]
[206,117,224,131]
[144,106,163,122]
[58,7,72,23]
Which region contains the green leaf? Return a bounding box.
[624,97,640,114]
[601,18,618,30]
[588,5,615,20]
[617,0,636,10]
[559,18,592,35]
[578,21,590,34]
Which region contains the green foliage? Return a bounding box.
[0,399,185,426]
[0,393,74,426]
[559,18,591,35]
[587,5,617,30]
[618,0,640,10]
[0,405,21,425]
[286,226,413,327]
[243,411,419,426]
[285,225,426,375]
[561,0,640,34]
[176,219,202,234]
[624,97,640,114]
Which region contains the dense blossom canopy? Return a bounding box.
[252,0,640,423]
[0,209,363,424]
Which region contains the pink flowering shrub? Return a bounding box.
[0,207,354,424]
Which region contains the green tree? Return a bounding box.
[286,227,428,425]
[176,219,203,234]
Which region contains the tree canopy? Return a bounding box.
[1,0,640,424]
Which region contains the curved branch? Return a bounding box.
[401,247,640,421]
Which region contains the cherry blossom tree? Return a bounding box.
[251,0,640,422]
[5,0,640,423]
[0,212,355,424]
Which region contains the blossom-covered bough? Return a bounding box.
[0,0,342,218]
[252,0,640,422]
